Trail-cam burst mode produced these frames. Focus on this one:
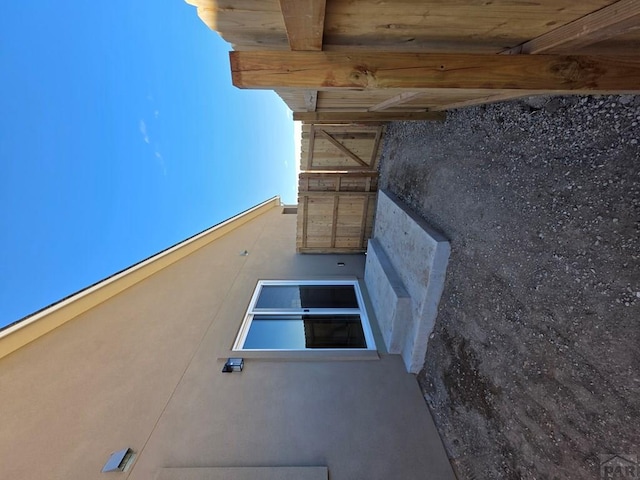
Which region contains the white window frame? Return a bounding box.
[232,279,376,351]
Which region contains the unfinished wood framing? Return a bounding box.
[297,171,377,253]
[302,124,384,171]
[294,111,446,123]
[231,51,640,93]
[188,0,640,112]
[278,0,326,51]
[303,90,318,111]
[502,0,640,54]
[369,92,427,112]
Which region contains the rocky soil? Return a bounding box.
[378,95,639,479]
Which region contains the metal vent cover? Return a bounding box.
[102,448,135,473]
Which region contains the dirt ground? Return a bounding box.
[378,95,639,479]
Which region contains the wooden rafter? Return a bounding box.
[368,91,427,111]
[433,92,533,111]
[294,111,446,122]
[503,0,640,54]
[230,51,640,93]
[278,0,326,51]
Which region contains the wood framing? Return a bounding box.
[294,111,446,122]
[369,92,427,111]
[303,124,385,171]
[230,51,640,93]
[503,0,640,54]
[297,171,377,253]
[303,90,318,111]
[278,0,326,51]
[315,129,369,168]
[434,92,533,111]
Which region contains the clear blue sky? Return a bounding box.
[0,1,298,327]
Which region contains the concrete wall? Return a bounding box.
[0,206,454,480]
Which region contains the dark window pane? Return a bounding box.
[256,285,358,309]
[243,315,366,349]
[303,315,366,349]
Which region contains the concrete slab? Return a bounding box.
[365,190,450,373]
[364,238,411,354]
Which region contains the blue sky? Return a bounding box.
[0,1,298,327]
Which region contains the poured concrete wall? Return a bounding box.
[0,206,454,480]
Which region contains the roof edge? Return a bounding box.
[0,196,280,360]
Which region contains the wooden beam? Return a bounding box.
[299,171,378,178]
[370,126,384,165]
[434,92,531,111]
[299,191,377,197]
[303,90,318,111]
[359,196,371,248]
[316,129,369,167]
[230,51,640,93]
[369,92,426,111]
[294,111,446,122]
[301,196,309,248]
[503,0,640,54]
[278,0,326,51]
[306,124,315,170]
[330,195,339,247]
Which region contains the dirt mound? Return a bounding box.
[379,95,640,479]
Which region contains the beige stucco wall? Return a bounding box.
[0,205,454,480]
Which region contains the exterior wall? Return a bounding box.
[0,206,453,480]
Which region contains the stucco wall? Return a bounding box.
[0,206,453,480]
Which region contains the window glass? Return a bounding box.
[256,285,358,309]
[243,315,366,350]
[234,280,375,351]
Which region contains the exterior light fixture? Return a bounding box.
[240,250,249,256]
[222,358,244,373]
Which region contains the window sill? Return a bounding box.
[221,349,380,361]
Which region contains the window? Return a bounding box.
[233,280,375,351]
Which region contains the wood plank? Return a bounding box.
[434,92,530,111]
[316,129,369,167]
[502,0,640,54]
[294,111,446,122]
[300,191,377,197]
[302,196,309,248]
[359,196,371,248]
[306,124,315,170]
[303,90,318,111]
[370,126,384,167]
[330,196,339,247]
[230,51,640,93]
[369,92,426,111]
[299,171,378,178]
[278,0,326,51]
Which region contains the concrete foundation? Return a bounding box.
[365,190,450,373]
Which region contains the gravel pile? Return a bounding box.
[378,95,640,479]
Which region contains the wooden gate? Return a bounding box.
[303,124,384,171]
[297,171,378,253]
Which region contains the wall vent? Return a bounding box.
[102,448,136,473]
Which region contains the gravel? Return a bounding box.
[378,95,640,479]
